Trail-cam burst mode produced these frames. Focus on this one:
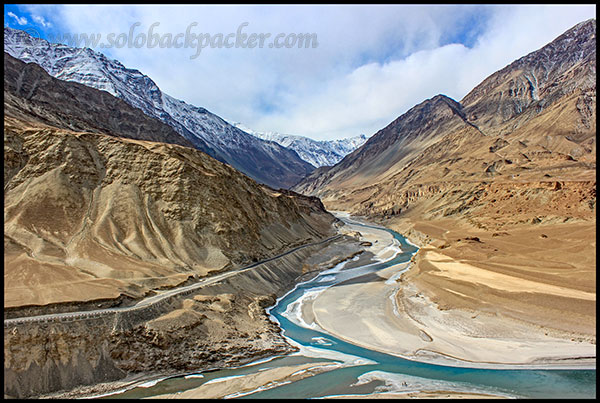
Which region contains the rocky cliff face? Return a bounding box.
[293,19,596,228]
[4,27,315,189]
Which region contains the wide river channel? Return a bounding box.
[103,217,596,399]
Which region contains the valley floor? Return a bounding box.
[303,214,596,369]
[8,214,595,399]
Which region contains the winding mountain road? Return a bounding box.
[4,234,342,327]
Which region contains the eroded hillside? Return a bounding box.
[3,53,336,309]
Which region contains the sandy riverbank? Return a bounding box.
[146,361,339,399]
[307,216,596,369]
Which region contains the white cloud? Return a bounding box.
[32,15,52,28]
[21,4,596,140]
[7,11,28,26]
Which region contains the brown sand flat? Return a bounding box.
[394,218,596,338]
[311,269,595,368]
[307,217,595,368]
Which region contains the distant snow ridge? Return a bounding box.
[231,122,368,167]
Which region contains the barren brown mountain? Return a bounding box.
[294,19,596,338]
[4,54,336,309]
[3,40,352,399]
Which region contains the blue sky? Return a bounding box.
[4,4,596,140]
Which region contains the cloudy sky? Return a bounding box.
[4,4,595,140]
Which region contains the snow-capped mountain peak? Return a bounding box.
[4,27,314,189]
[229,122,368,167]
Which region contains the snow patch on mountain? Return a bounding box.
[230,122,368,167]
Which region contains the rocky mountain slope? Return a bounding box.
[4,52,336,309]
[294,94,478,197]
[4,27,315,189]
[461,18,596,136]
[231,122,368,168]
[294,19,596,227]
[4,53,194,148]
[4,118,335,308]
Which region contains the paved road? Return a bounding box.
[4,234,342,327]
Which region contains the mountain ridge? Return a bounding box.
[4,52,197,149]
[4,27,315,189]
[230,121,368,168]
[293,19,596,211]
[294,93,479,195]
